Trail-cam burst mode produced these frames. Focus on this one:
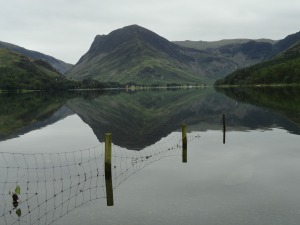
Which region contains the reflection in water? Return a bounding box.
[66,89,209,150]
[181,124,187,162]
[0,131,199,225]
[1,88,300,225]
[104,133,114,206]
[0,92,73,141]
[1,88,300,149]
[110,132,200,190]
[66,88,300,149]
[216,86,300,134]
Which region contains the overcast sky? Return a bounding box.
[1,0,299,64]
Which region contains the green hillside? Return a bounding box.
[215,42,300,85]
[0,48,72,90]
[0,41,72,74]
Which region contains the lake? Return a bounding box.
[0,87,300,225]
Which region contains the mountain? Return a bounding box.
[214,41,273,61]
[0,48,73,90]
[175,39,276,70]
[174,38,276,51]
[271,31,300,57]
[207,41,273,69]
[214,41,300,85]
[66,25,299,85]
[66,25,238,85]
[66,25,202,84]
[0,41,72,74]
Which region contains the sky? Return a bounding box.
[1,0,300,64]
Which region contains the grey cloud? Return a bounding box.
[1,0,299,63]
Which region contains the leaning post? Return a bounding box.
[181,124,187,163]
[104,133,114,206]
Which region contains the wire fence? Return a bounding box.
[0,132,200,225]
[111,132,200,190]
[0,146,105,225]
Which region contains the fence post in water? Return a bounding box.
[104,133,114,206]
[181,124,187,163]
[223,114,226,144]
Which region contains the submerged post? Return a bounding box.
[223,114,226,144]
[104,133,114,206]
[181,124,187,163]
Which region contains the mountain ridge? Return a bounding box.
[271,31,300,57]
[0,41,72,74]
[0,48,73,90]
[1,25,300,86]
[67,25,300,84]
[214,41,300,85]
[174,38,277,50]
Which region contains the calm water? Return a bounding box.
[0,87,300,225]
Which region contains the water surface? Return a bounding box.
[0,87,299,225]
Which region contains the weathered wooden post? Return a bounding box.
[223,114,226,144]
[104,133,114,206]
[181,124,187,163]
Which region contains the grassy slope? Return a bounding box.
[0,48,71,90]
[0,41,72,74]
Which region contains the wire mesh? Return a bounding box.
[0,132,200,225]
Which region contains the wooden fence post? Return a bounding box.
[104,133,114,206]
[181,124,187,163]
[223,114,226,144]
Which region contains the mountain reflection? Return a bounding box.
[215,86,300,135]
[0,92,73,141]
[67,88,300,149]
[1,87,300,149]
[66,89,210,149]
